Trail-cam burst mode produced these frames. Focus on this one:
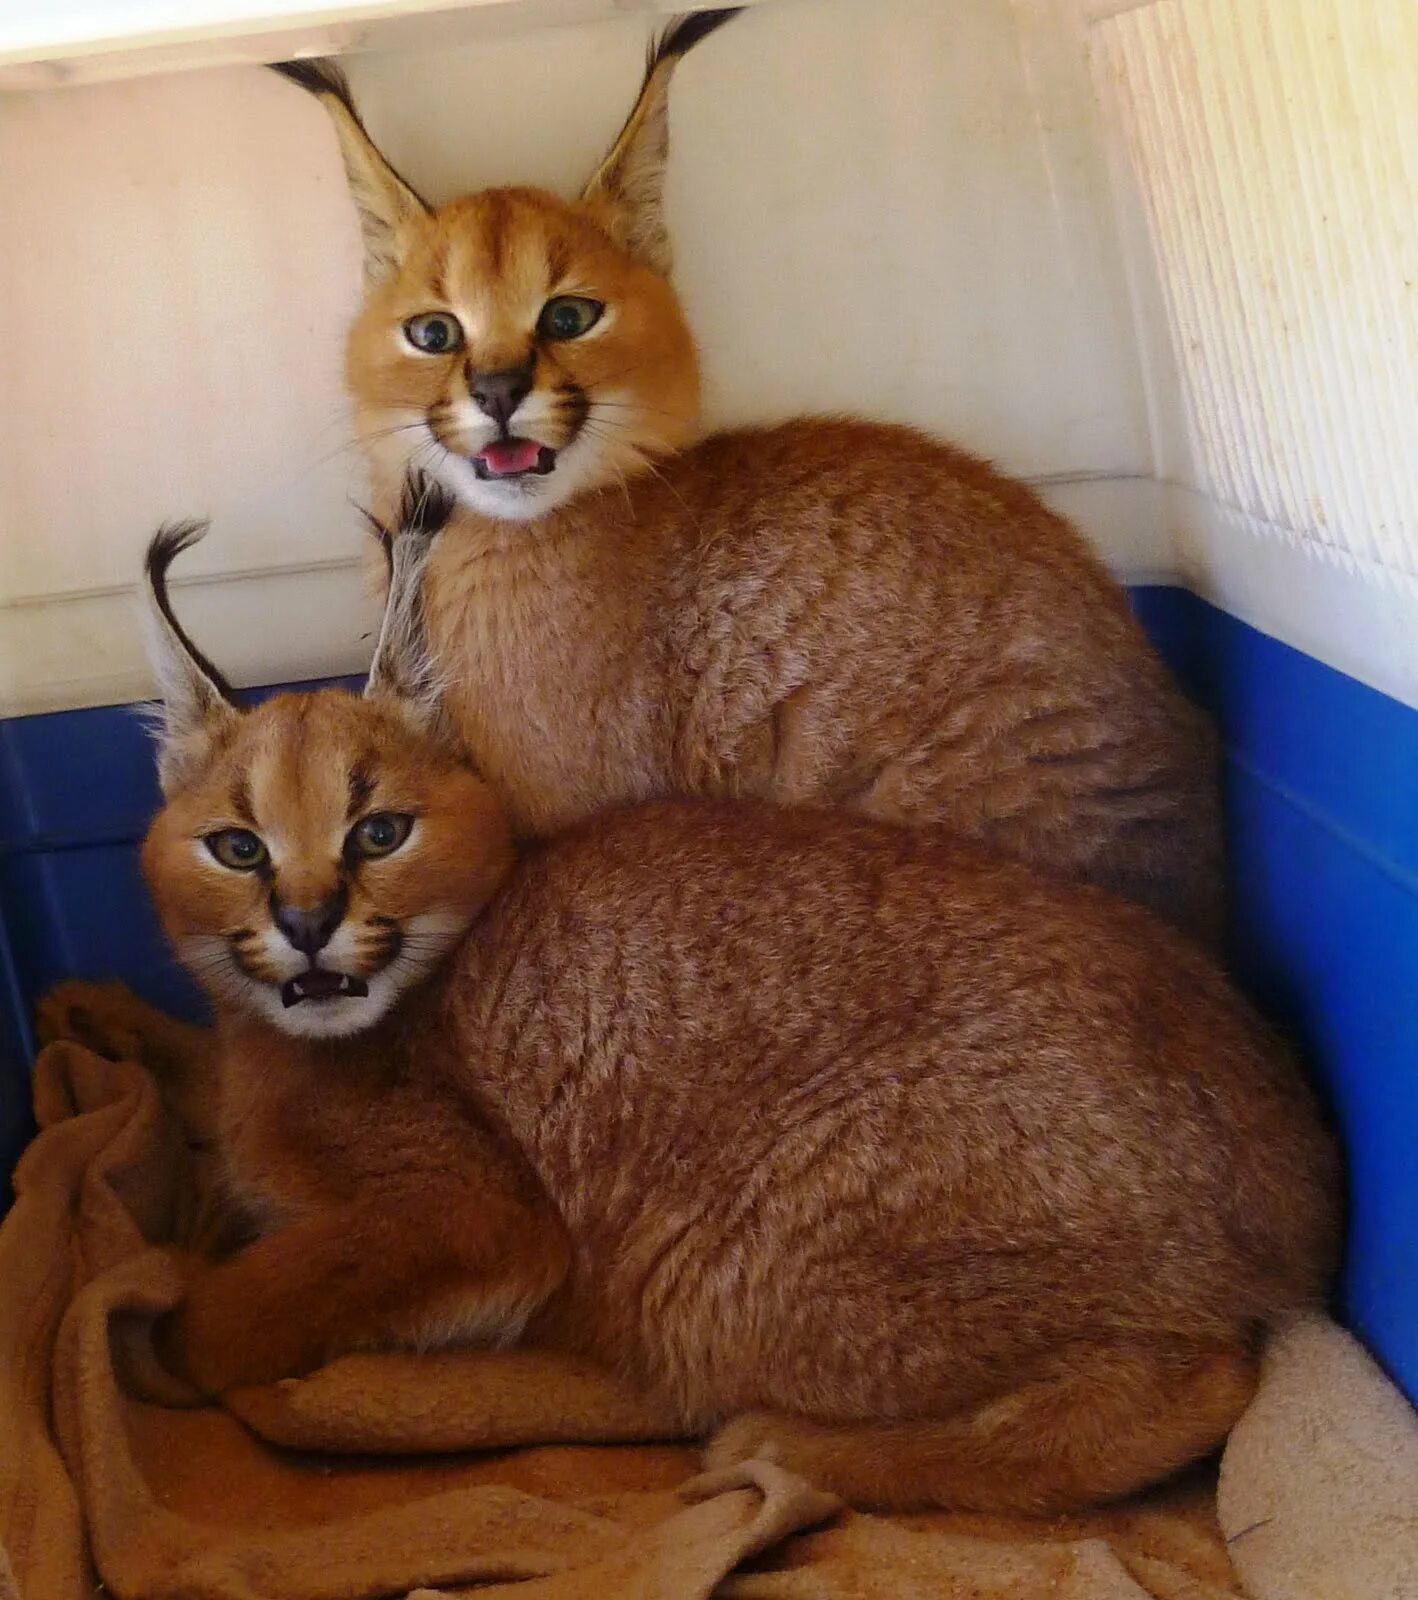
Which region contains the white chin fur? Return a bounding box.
[431,429,608,522]
[245,968,404,1039]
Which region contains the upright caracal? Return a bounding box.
[271,12,1224,942]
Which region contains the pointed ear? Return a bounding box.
[363,472,457,729]
[141,522,242,796]
[271,58,430,287]
[579,9,740,274]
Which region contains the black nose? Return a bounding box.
[272,890,347,957]
[468,364,533,429]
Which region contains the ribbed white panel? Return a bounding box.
[1090,0,1418,588]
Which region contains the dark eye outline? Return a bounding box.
[347,812,414,861]
[205,828,268,872]
[403,312,465,355]
[536,296,605,341]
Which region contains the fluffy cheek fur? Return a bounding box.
[345,204,701,523]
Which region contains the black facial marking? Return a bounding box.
[426,410,456,454]
[484,189,509,277]
[545,236,571,287]
[292,695,311,762]
[347,761,376,821]
[556,382,590,437]
[427,244,448,307]
[341,829,361,871]
[358,925,404,966]
[230,775,255,827]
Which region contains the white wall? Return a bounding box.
[2,0,1415,717]
[0,0,1152,715]
[357,0,1148,461]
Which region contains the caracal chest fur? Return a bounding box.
[278,15,1223,939]
[419,515,671,835]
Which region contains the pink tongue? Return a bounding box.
[479,438,543,475]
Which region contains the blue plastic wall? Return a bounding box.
[1,591,1414,1401]
[0,696,192,1193]
[0,677,359,1193]
[1131,589,1418,1402]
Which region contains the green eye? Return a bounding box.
[404,312,464,354]
[348,812,414,860]
[537,296,604,341]
[205,828,267,872]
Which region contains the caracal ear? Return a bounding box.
[141,522,242,796]
[578,9,740,275]
[362,471,457,728]
[270,57,430,287]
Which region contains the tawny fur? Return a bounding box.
[443,800,1337,1510]
[58,521,1337,1512]
[415,421,1223,939]
[273,29,1225,942]
[71,786,1337,1514]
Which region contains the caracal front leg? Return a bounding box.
[160,1181,570,1396]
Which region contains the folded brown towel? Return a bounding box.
[1,1039,1409,1599]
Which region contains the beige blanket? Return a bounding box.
[3,1040,1415,1600]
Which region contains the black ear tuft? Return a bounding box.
[361,474,458,582]
[363,475,451,719]
[144,521,237,704]
[582,8,740,274]
[396,472,458,540]
[649,8,744,70]
[146,518,210,586]
[269,53,430,285]
[141,518,244,793]
[268,57,356,107]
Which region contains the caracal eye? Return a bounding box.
[348,811,414,860]
[403,312,464,354]
[205,828,268,871]
[537,296,604,341]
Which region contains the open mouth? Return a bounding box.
[281,970,370,1008]
[473,437,558,480]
